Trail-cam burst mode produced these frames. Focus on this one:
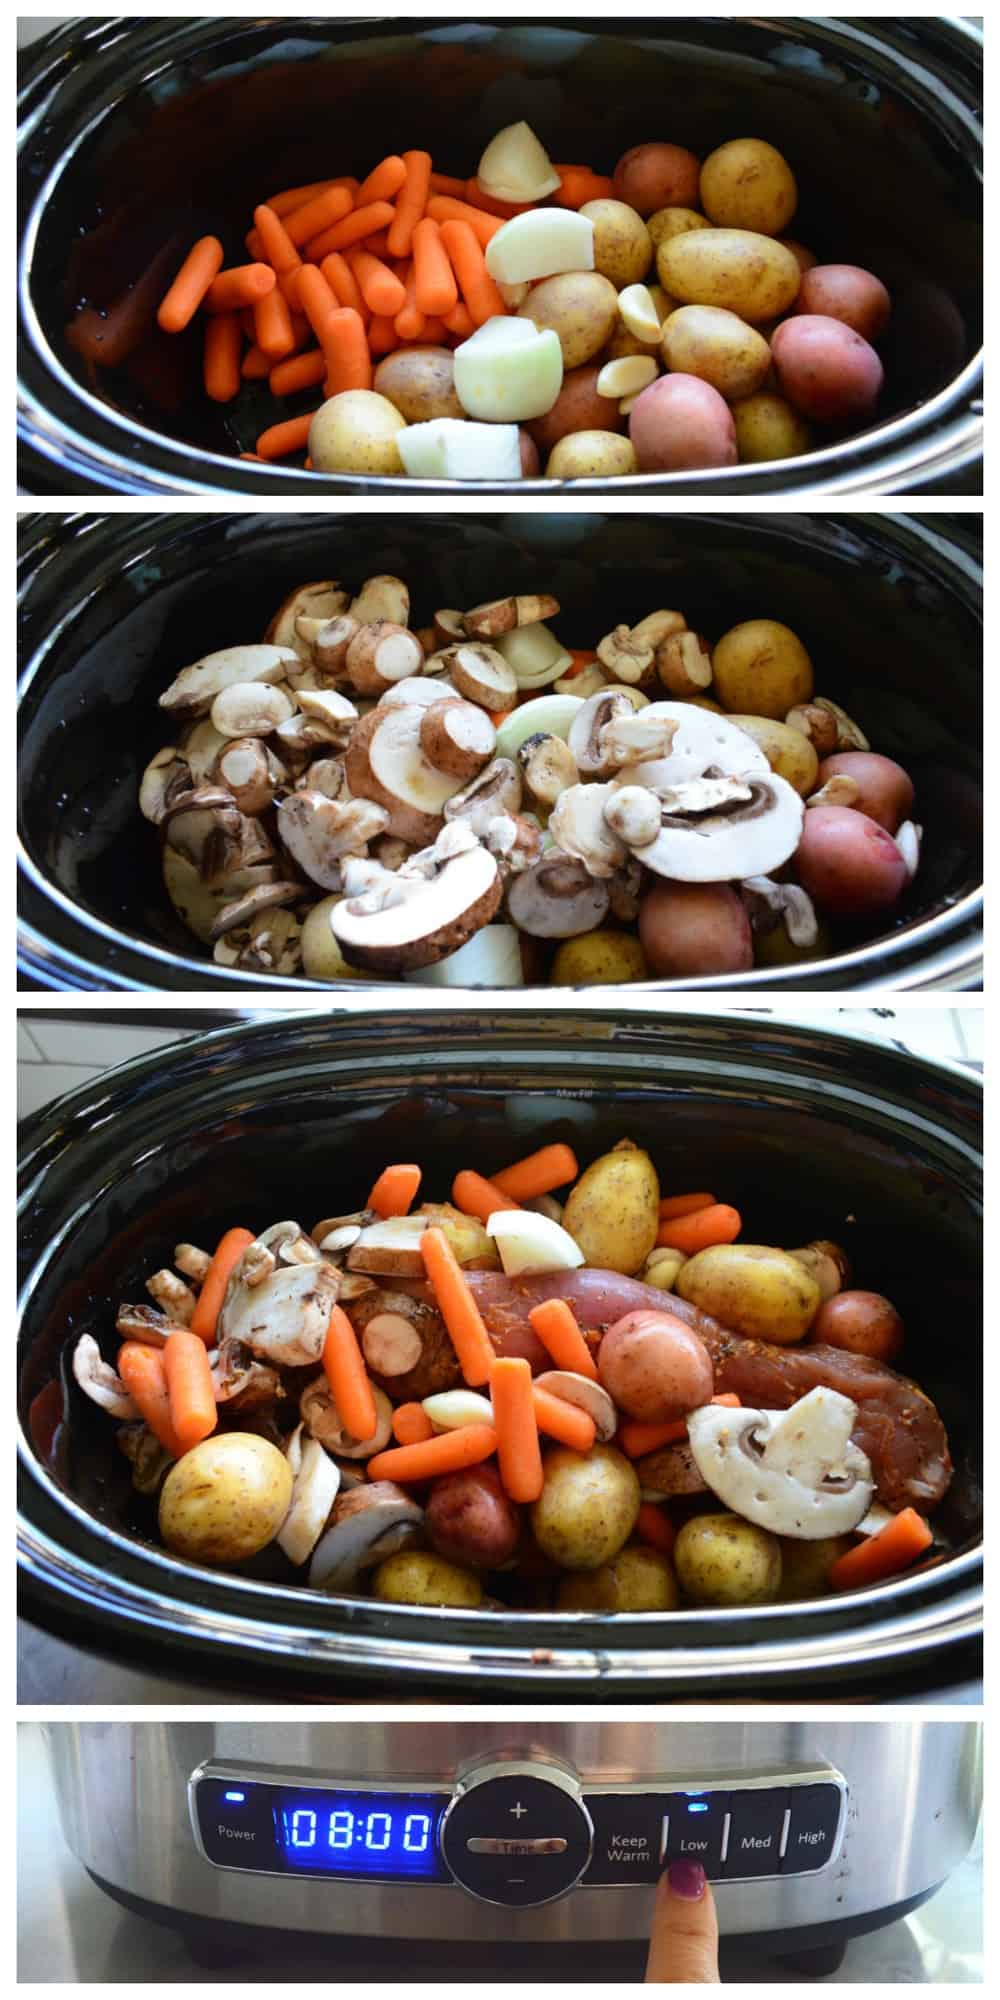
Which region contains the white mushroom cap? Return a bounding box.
[638,770,804,883]
[278,1424,342,1567]
[687,1388,875,1539]
[610,701,770,793]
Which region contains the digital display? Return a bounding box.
[273,1788,447,1881]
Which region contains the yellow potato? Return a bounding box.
[300,897,368,982]
[777,1535,855,1602]
[712,618,814,719]
[159,1434,293,1566]
[562,1138,660,1274]
[658,229,802,324]
[557,1543,679,1610]
[700,139,797,237]
[724,714,819,795]
[661,304,771,401]
[753,917,835,968]
[519,271,620,370]
[373,346,463,424]
[648,206,708,251]
[546,432,638,478]
[731,390,813,463]
[551,930,649,985]
[373,1550,482,1608]
[580,199,654,289]
[309,391,407,476]
[531,1445,640,1570]
[677,1243,822,1344]
[417,1202,500,1269]
[675,1513,782,1606]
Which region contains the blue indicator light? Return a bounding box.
[224,1791,246,1803]
[687,1803,709,1813]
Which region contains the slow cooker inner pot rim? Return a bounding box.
[24,17,981,460]
[16,511,983,973]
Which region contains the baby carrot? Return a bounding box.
[241,342,272,380]
[367,1423,497,1484]
[492,1357,544,1502]
[451,1170,520,1224]
[532,1384,596,1454]
[283,182,354,248]
[306,200,396,260]
[656,1203,742,1254]
[437,219,506,326]
[492,1143,579,1202]
[528,1297,599,1381]
[829,1508,933,1591]
[355,153,408,206]
[322,308,373,394]
[411,218,459,318]
[321,251,367,317]
[658,1192,717,1221]
[203,313,242,402]
[420,1227,496,1388]
[426,195,503,247]
[367,313,399,356]
[254,285,296,359]
[387,148,432,258]
[267,178,338,218]
[619,1418,687,1458]
[394,265,427,344]
[256,412,317,460]
[552,165,615,208]
[296,264,338,339]
[392,1401,435,1446]
[349,248,407,319]
[368,1163,422,1218]
[163,1330,218,1450]
[270,348,327,396]
[442,301,475,340]
[245,227,265,261]
[323,1303,378,1443]
[157,234,224,332]
[635,1502,677,1556]
[189,1228,256,1341]
[117,1342,184,1459]
[204,263,276,313]
[429,170,467,198]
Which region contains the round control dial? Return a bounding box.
[441,1758,593,1907]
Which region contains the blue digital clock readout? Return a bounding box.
[274,1789,447,1880]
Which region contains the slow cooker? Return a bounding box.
[42,1719,982,1977]
[16,510,983,992]
[17,17,982,497]
[17,1009,983,1700]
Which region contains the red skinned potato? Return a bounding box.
[613,143,701,217]
[811,1291,904,1363]
[797,264,891,343]
[629,373,737,472]
[639,881,753,978]
[518,430,541,477]
[526,364,626,455]
[795,805,909,919]
[816,752,914,834]
[771,315,884,427]
[598,1309,714,1422]
[426,1462,521,1570]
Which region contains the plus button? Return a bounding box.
[510,1801,528,1820]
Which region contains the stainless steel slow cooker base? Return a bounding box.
[45,1721,981,1945]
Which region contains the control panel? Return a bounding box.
[190,1757,847,1908]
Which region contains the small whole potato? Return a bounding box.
[726,714,819,796]
[557,1543,679,1611]
[795,805,909,919]
[649,206,708,251]
[780,239,819,275]
[518,429,541,477]
[661,305,771,401]
[527,364,626,454]
[546,432,638,478]
[712,618,814,719]
[519,271,620,370]
[551,929,649,985]
[753,915,835,968]
[629,374,737,472]
[674,1511,782,1606]
[771,316,884,428]
[531,1444,641,1570]
[677,1244,822,1344]
[613,143,701,217]
[798,264,891,342]
[425,1463,521,1570]
[659,229,802,323]
[815,752,914,833]
[639,881,752,977]
[562,1138,660,1275]
[700,138,798,237]
[309,390,407,475]
[731,390,813,463]
[373,346,463,423]
[159,1433,293,1566]
[373,1548,482,1607]
[300,897,368,982]
[812,1289,904,1362]
[777,1534,854,1601]
[598,1308,714,1422]
[580,199,654,288]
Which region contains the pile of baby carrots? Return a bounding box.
[151,150,613,462]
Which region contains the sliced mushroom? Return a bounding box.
[115,1303,189,1347]
[213,738,287,816]
[596,625,655,687]
[554,660,609,701]
[379,676,459,711]
[174,1243,212,1285]
[345,705,467,845]
[301,612,360,679]
[638,772,805,883]
[463,593,560,637]
[210,1338,283,1408]
[534,1371,616,1440]
[419,699,496,781]
[159,645,299,717]
[300,1376,394,1458]
[347,1288,462,1400]
[349,574,410,627]
[608,856,643,923]
[72,1334,139,1419]
[275,713,342,760]
[686,1387,875,1539]
[785,702,840,757]
[278,1424,342,1566]
[210,680,296,739]
[278,790,389,891]
[209,881,308,941]
[895,820,922,880]
[360,1310,425,1377]
[145,1269,197,1324]
[789,1240,848,1304]
[139,748,194,825]
[346,621,425,697]
[506,852,611,937]
[308,1481,423,1591]
[608,702,770,794]
[266,581,349,657]
[117,1422,174,1495]
[433,608,467,647]
[806,774,860,811]
[518,732,578,807]
[603,784,662,849]
[568,690,645,777]
[180,717,230,783]
[443,758,523,834]
[162,847,279,945]
[302,756,351,802]
[331,838,502,973]
[213,906,305,974]
[444,642,519,711]
[549,784,628,879]
[293,689,359,744]
[741,873,818,949]
[485,811,543,876]
[218,1261,340,1367]
[656,631,713,697]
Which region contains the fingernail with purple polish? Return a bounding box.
[666,1860,707,1900]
